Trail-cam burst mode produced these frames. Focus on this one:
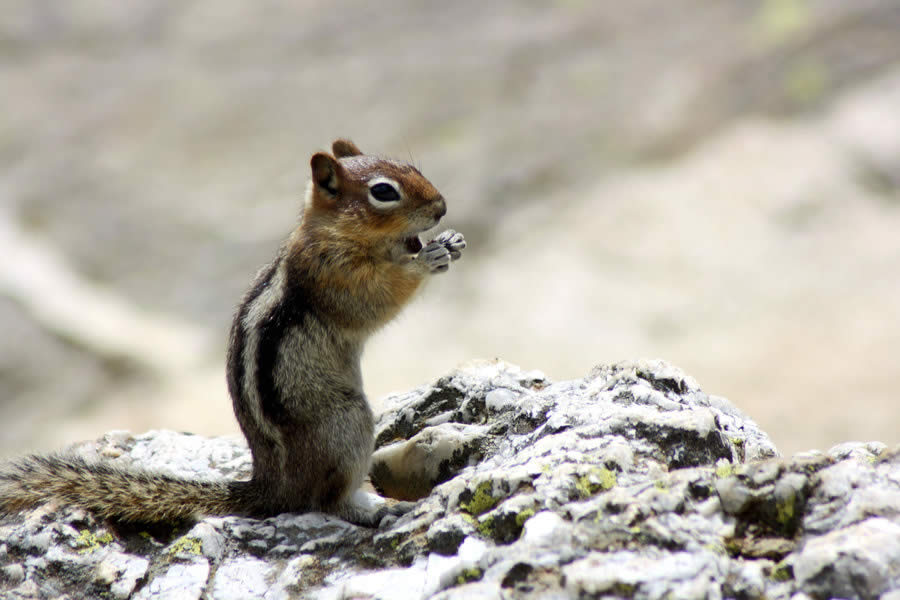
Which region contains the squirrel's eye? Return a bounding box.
[369,182,401,203]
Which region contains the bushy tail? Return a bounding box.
[0,454,257,522]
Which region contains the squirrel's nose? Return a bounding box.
[434,197,447,219]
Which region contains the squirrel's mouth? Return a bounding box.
[404,235,424,254]
[405,217,442,255]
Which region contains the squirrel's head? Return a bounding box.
[303,139,447,253]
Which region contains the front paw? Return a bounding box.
[433,229,466,261]
[416,241,452,273]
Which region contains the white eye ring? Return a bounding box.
[367,177,403,208]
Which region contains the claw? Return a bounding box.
[433,229,466,262]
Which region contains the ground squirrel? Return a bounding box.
[0,139,465,526]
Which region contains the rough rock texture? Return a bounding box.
[2,360,899,599]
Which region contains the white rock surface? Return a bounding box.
[1,360,898,599]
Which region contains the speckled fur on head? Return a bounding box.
[306,142,446,242]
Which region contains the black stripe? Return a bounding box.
[254,266,314,426]
[226,258,281,426]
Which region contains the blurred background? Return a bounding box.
[1,0,898,459]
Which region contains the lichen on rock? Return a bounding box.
[1,359,899,599]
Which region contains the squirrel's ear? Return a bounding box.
[332,139,363,158]
[310,152,341,196]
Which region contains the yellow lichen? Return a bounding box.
[456,568,482,585]
[167,536,203,557]
[776,494,796,529]
[460,481,500,516]
[771,561,793,581]
[75,530,114,554]
[460,513,477,526]
[515,508,536,528]
[575,468,617,498]
[597,468,616,490]
[476,515,494,538]
[715,461,734,479]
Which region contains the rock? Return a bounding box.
[372,422,491,501]
[1,562,25,586]
[132,560,209,600]
[94,552,149,599]
[211,557,275,600]
[1,359,898,599]
[792,518,900,600]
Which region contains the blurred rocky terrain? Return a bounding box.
[1,0,899,457]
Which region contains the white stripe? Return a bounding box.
[241,263,287,442]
